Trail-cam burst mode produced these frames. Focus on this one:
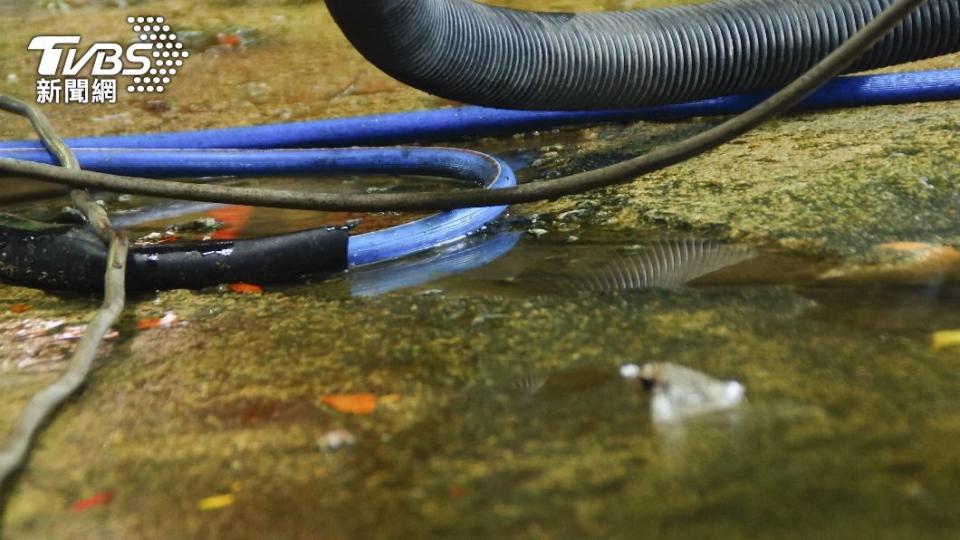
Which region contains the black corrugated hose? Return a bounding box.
[326,0,960,110]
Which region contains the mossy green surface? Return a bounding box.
[523,103,960,257]
[2,284,960,539]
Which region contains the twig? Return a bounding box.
[0,95,128,494]
[0,95,111,242]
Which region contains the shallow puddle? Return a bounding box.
[4,188,960,538]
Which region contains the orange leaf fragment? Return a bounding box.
[209,206,253,240]
[136,312,179,331]
[10,304,31,314]
[229,282,263,295]
[322,394,378,415]
[71,491,113,512]
[137,318,162,331]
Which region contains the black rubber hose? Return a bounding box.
[0,220,348,292]
[325,0,960,110]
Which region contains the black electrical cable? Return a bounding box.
[0,0,931,212]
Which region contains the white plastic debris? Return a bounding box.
[157,311,180,328]
[319,429,356,450]
[619,363,642,380]
[638,362,745,424]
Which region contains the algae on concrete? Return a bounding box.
[3,283,960,538]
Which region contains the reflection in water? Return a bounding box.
[348,238,757,297]
[63,195,761,299]
[348,232,521,297]
[799,281,960,333]
[111,201,227,229]
[514,362,620,399]
[507,239,756,294]
[511,362,745,425]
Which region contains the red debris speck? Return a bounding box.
[209,206,253,240]
[71,492,113,512]
[229,283,263,295]
[10,304,31,314]
[136,312,179,331]
[216,33,242,47]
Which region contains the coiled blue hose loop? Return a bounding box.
[0,146,516,268]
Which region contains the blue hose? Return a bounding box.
[1,70,957,151]
[0,147,516,268]
[1,69,958,290]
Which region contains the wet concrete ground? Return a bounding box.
[2,0,960,538]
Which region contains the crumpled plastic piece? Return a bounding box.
[623,362,745,424]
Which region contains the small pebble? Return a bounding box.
[530,152,559,167]
[557,209,584,221]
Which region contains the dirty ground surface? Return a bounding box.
[2,0,960,538]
